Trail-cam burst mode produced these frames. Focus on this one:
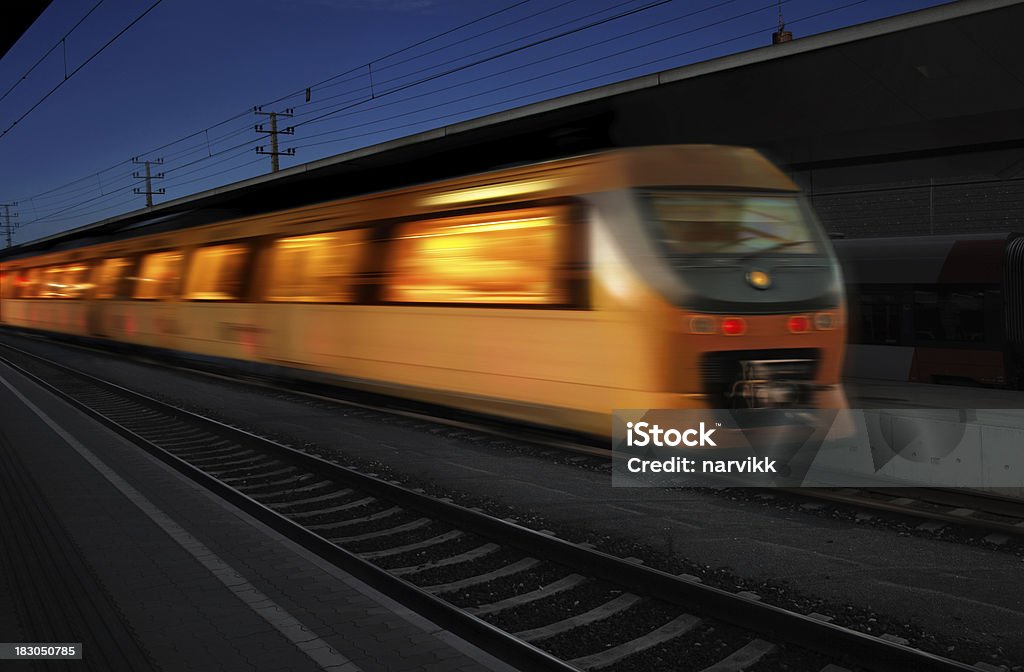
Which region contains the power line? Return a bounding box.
[282,0,644,122]
[259,0,538,110]
[30,1,785,223]
[13,115,254,206]
[291,0,601,104]
[287,0,854,153]
[289,0,759,143]
[24,194,140,225]
[0,1,105,105]
[309,0,649,103]
[161,146,258,187]
[9,0,541,205]
[13,0,869,238]
[0,0,165,141]
[292,0,677,132]
[10,0,752,229]
[163,155,266,192]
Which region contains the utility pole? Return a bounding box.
[132,157,165,207]
[254,106,295,172]
[1,202,18,248]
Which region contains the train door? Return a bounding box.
[261,228,368,366]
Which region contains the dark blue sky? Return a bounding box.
[0,0,950,243]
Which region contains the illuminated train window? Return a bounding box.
[18,268,41,298]
[39,267,64,298]
[267,229,364,303]
[38,264,92,299]
[134,250,184,300]
[185,243,251,301]
[93,257,132,299]
[385,210,565,305]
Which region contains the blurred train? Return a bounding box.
[836,232,1024,389]
[0,145,848,436]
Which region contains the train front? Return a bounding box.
[591,146,847,420]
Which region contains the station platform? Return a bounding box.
[0,360,513,672]
[846,377,1024,409]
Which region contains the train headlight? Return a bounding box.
[746,270,771,289]
[689,317,717,334]
[813,313,834,330]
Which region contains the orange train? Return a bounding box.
[0,145,848,436]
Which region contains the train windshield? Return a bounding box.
[645,191,822,257]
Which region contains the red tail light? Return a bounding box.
[721,317,746,335]
[788,315,811,333]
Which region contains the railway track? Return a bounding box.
[0,340,979,672]
[793,487,1024,540]
[5,329,1024,543]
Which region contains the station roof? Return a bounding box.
[5,0,1024,260]
[1,1,51,59]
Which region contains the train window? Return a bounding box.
[134,250,184,300]
[39,264,91,299]
[93,257,132,299]
[946,289,987,343]
[18,268,41,298]
[39,267,62,298]
[266,229,364,303]
[647,192,820,256]
[854,283,998,348]
[857,288,902,345]
[184,243,251,301]
[912,288,985,344]
[912,290,942,341]
[384,210,565,305]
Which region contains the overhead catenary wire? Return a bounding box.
[278,0,866,157]
[12,0,871,238]
[10,0,762,228]
[10,0,560,208]
[291,0,678,132]
[282,0,654,123]
[12,0,663,211]
[0,0,165,141]
[286,0,865,152]
[257,0,539,110]
[18,116,256,207]
[20,131,267,227]
[0,0,105,105]
[287,0,769,142]
[291,0,630,104]
[11,0,769,225]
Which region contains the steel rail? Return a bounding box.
[0,344,576,672]
[5,328,1023,538]
[0,340,979,672]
